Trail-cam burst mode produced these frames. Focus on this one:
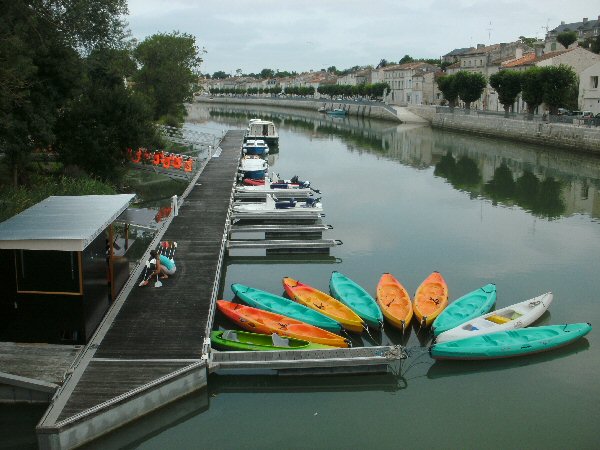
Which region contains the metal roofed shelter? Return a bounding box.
[0,194,135,345]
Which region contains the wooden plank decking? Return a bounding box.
[37,130,243,440]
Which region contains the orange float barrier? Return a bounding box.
[184,158,193,172]
[132,148,142,163]
[152,151,161,165]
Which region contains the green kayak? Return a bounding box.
[211,330,335,351]
[329,272,383,329]
[430,323,592,360]
[432,284,497,337]
[231,283,342,333]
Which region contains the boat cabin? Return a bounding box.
[0,194,135,344]
[244,119,279,146]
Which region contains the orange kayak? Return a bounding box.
[216,300,350,348]
[282,277,365,333]
[413,271,448,327]
[376,273,413,331]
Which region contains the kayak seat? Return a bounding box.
[222,330,239,342]
[272,333,290,347]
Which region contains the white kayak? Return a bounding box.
[435,292,553,343]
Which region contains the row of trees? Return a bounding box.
[436,65,578,115]
[1,1,203,187]
[317,83,390,99]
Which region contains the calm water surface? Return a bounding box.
[8,105,600,449]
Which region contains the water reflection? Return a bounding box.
[189,103,600,221]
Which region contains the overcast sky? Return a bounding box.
[126,0,596,75]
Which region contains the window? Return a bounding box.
[591,76,599,89]
[16,250,82,294]
[480,59,483,66]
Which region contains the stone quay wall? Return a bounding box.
[408,105,600,155]
[195,96,401,123]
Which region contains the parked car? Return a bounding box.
[557,108,571,115]
[581,111,594,118]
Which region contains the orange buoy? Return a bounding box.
[153,151,161,165]
[162,153,172,169]
[184,158,193,172]
[132,148,142,163]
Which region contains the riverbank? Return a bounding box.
[195,96,403,123]
[195,97,600,154]
[408,105,600,155]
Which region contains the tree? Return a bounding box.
[260,68,275,78]
[436,74,459,108]
[55,48,159,182]
[134,32,204,123]
[540,65,578,115]
[0,0,128,187]
[454,71,487,110]
[556,31,578,49]
[519,36,537,47]
[399,55,414,64]
[377,59,389,69]
[212,71,228,79]
[520,67,544,114]
[489,70,522,116]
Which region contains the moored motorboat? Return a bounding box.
[216,300,350,347]
[210,329,334,351]
[244,119,279,146]
[376,273,413,332]
[282,277,365,333]
[242,174,311,189]
[435,292,553,343]
[329,271,383,329]
[413,271,448,327]
[239,155,268,180]
[327,108,347,116]
[233,195,323,215]
[231,283,342,333]
[432,284,497,337]
[242,139,269,156]
[430,322,592,360]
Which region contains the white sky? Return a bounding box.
[126,0,597,75]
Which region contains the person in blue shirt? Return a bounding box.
[149,249,176,279]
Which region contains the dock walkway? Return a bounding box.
[37,130,244,449]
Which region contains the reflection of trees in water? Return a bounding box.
[436,155,565,219]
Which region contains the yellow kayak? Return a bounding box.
[413,271,448,327]
[376,273,413,332]
[283,277,365,333]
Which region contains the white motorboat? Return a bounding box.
[233,195,322,214]
[239,155,268,180]
[244,119,279,146]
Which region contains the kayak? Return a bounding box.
[231,283,342,333]
[413,271,448,327]
[430,323,592,360]
[210,330,334,351]
[329,272,383,329]
[216,300,349,347]
[432,284,497,337]
[282,277,365,333]
[376,273,413,332]
[435,292,553,344]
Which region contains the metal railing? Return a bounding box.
[435,107,600,127]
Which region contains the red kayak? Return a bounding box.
[216,300,349,347]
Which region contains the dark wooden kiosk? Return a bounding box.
[0,194,135,344]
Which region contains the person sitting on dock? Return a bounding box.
[149,249,176,280]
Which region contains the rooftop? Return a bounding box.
[0,194,135,251]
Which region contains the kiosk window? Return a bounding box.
[16,250,81,294]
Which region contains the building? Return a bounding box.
[0,195,136,344]
[579,61,600,114]
[383,62,438,105]
[442,47,475,64]
[545,16,600,52]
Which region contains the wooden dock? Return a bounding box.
[36,130,244,449]
[34,129,403,449]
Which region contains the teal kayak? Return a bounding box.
[432,284,497,337]
[430,323,592,360]
[329,272,383,329]
[231,283,342,333]
[211,330,335,351]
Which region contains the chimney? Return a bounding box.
[535,43,544,58]
[515,47,523,59]
[561,21,565,25]
[583,17,588,23]
[477,43,485,49]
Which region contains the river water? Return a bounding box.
[5,104,600,449]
